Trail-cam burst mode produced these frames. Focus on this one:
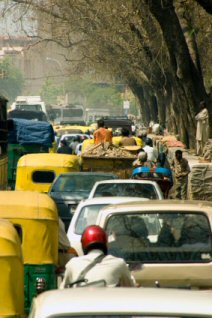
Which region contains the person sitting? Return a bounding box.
[57,139,72,154]
[93,119,113,145]
[132,151,154,180]
[60,225,135,288]
[119,127,137,147]
[142,137,158,164]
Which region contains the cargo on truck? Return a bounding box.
[81,142,137,178]
[7,118,55,189]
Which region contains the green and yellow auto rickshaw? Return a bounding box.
[0,191,59,314]
[15,153,81,193]
[0,218,24,317]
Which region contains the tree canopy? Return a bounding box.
[3,0,212,147]
[0,57,24,102]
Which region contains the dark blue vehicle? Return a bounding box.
[48,172,118,231]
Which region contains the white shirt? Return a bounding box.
[60,249,135,288]
[143,145,158,163]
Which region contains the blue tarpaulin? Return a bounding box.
[8,118,55,147]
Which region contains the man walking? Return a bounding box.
[171,150,190,200]
[195,101,209,156]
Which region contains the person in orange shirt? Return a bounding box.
[93,119,113,144]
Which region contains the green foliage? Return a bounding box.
[40,78,64,104]
[65,78,124,114]
[0,57,24,102]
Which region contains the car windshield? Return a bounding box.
[51,175,116,193]
[93,183,158,199]
[75,204,107,234]
[105,212,212,263]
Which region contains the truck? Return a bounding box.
[7,118,55,189]
[10,96,47,114]
[81,142,138,178]
[50,105,85,126]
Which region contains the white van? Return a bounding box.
[11,96,47,114]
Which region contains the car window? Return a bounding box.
[75,204,107,234]
[105,212,212,263]
[51,175,117,193]
[93,183,158,199]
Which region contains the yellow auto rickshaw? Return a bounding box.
[0,218,24,317]
[15,153,81,192]
[0,191,58,314]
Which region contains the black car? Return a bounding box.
[48,172,118,231]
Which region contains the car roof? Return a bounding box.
[55,172,118,177]
[97,199,212,215]
[93,179,159,185]
[77,196,149,207]
[30,287,212,318]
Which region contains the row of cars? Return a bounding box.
[48,173,164,230]
[29,167,212,317]
[48,171,212,290]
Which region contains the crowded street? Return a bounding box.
[0,1,212,317]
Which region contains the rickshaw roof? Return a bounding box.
[17,153,78,167]
[0,219,22,257]
[54,125,91,133]
[0,191,58,220]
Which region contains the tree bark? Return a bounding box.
[142,0,209,147]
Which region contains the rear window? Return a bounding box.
[75,204,107,234]
[105,212,212,263]
[51,175,117,193]
[32,170,55,183]
[93,183,158,199]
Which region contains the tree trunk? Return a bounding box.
[143,0,209,146]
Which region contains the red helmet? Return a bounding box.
[81,225,108,255]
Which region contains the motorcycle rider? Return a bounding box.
[60,225,135,288]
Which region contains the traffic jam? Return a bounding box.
[0,1,212,316]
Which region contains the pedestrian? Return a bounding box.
[119,127,137,146]
[142,137,158,164]
[195,101,209,156]
[93,119,112,144]
[171,150,190,200]
[59,225,135,288]
[155,152,173,198]
[57,139,72,154]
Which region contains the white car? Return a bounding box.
[67,197,149,255]
[58,133,91,148]
[95,200,212,289]
[29,287,212,318]
[88,179,164,200]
